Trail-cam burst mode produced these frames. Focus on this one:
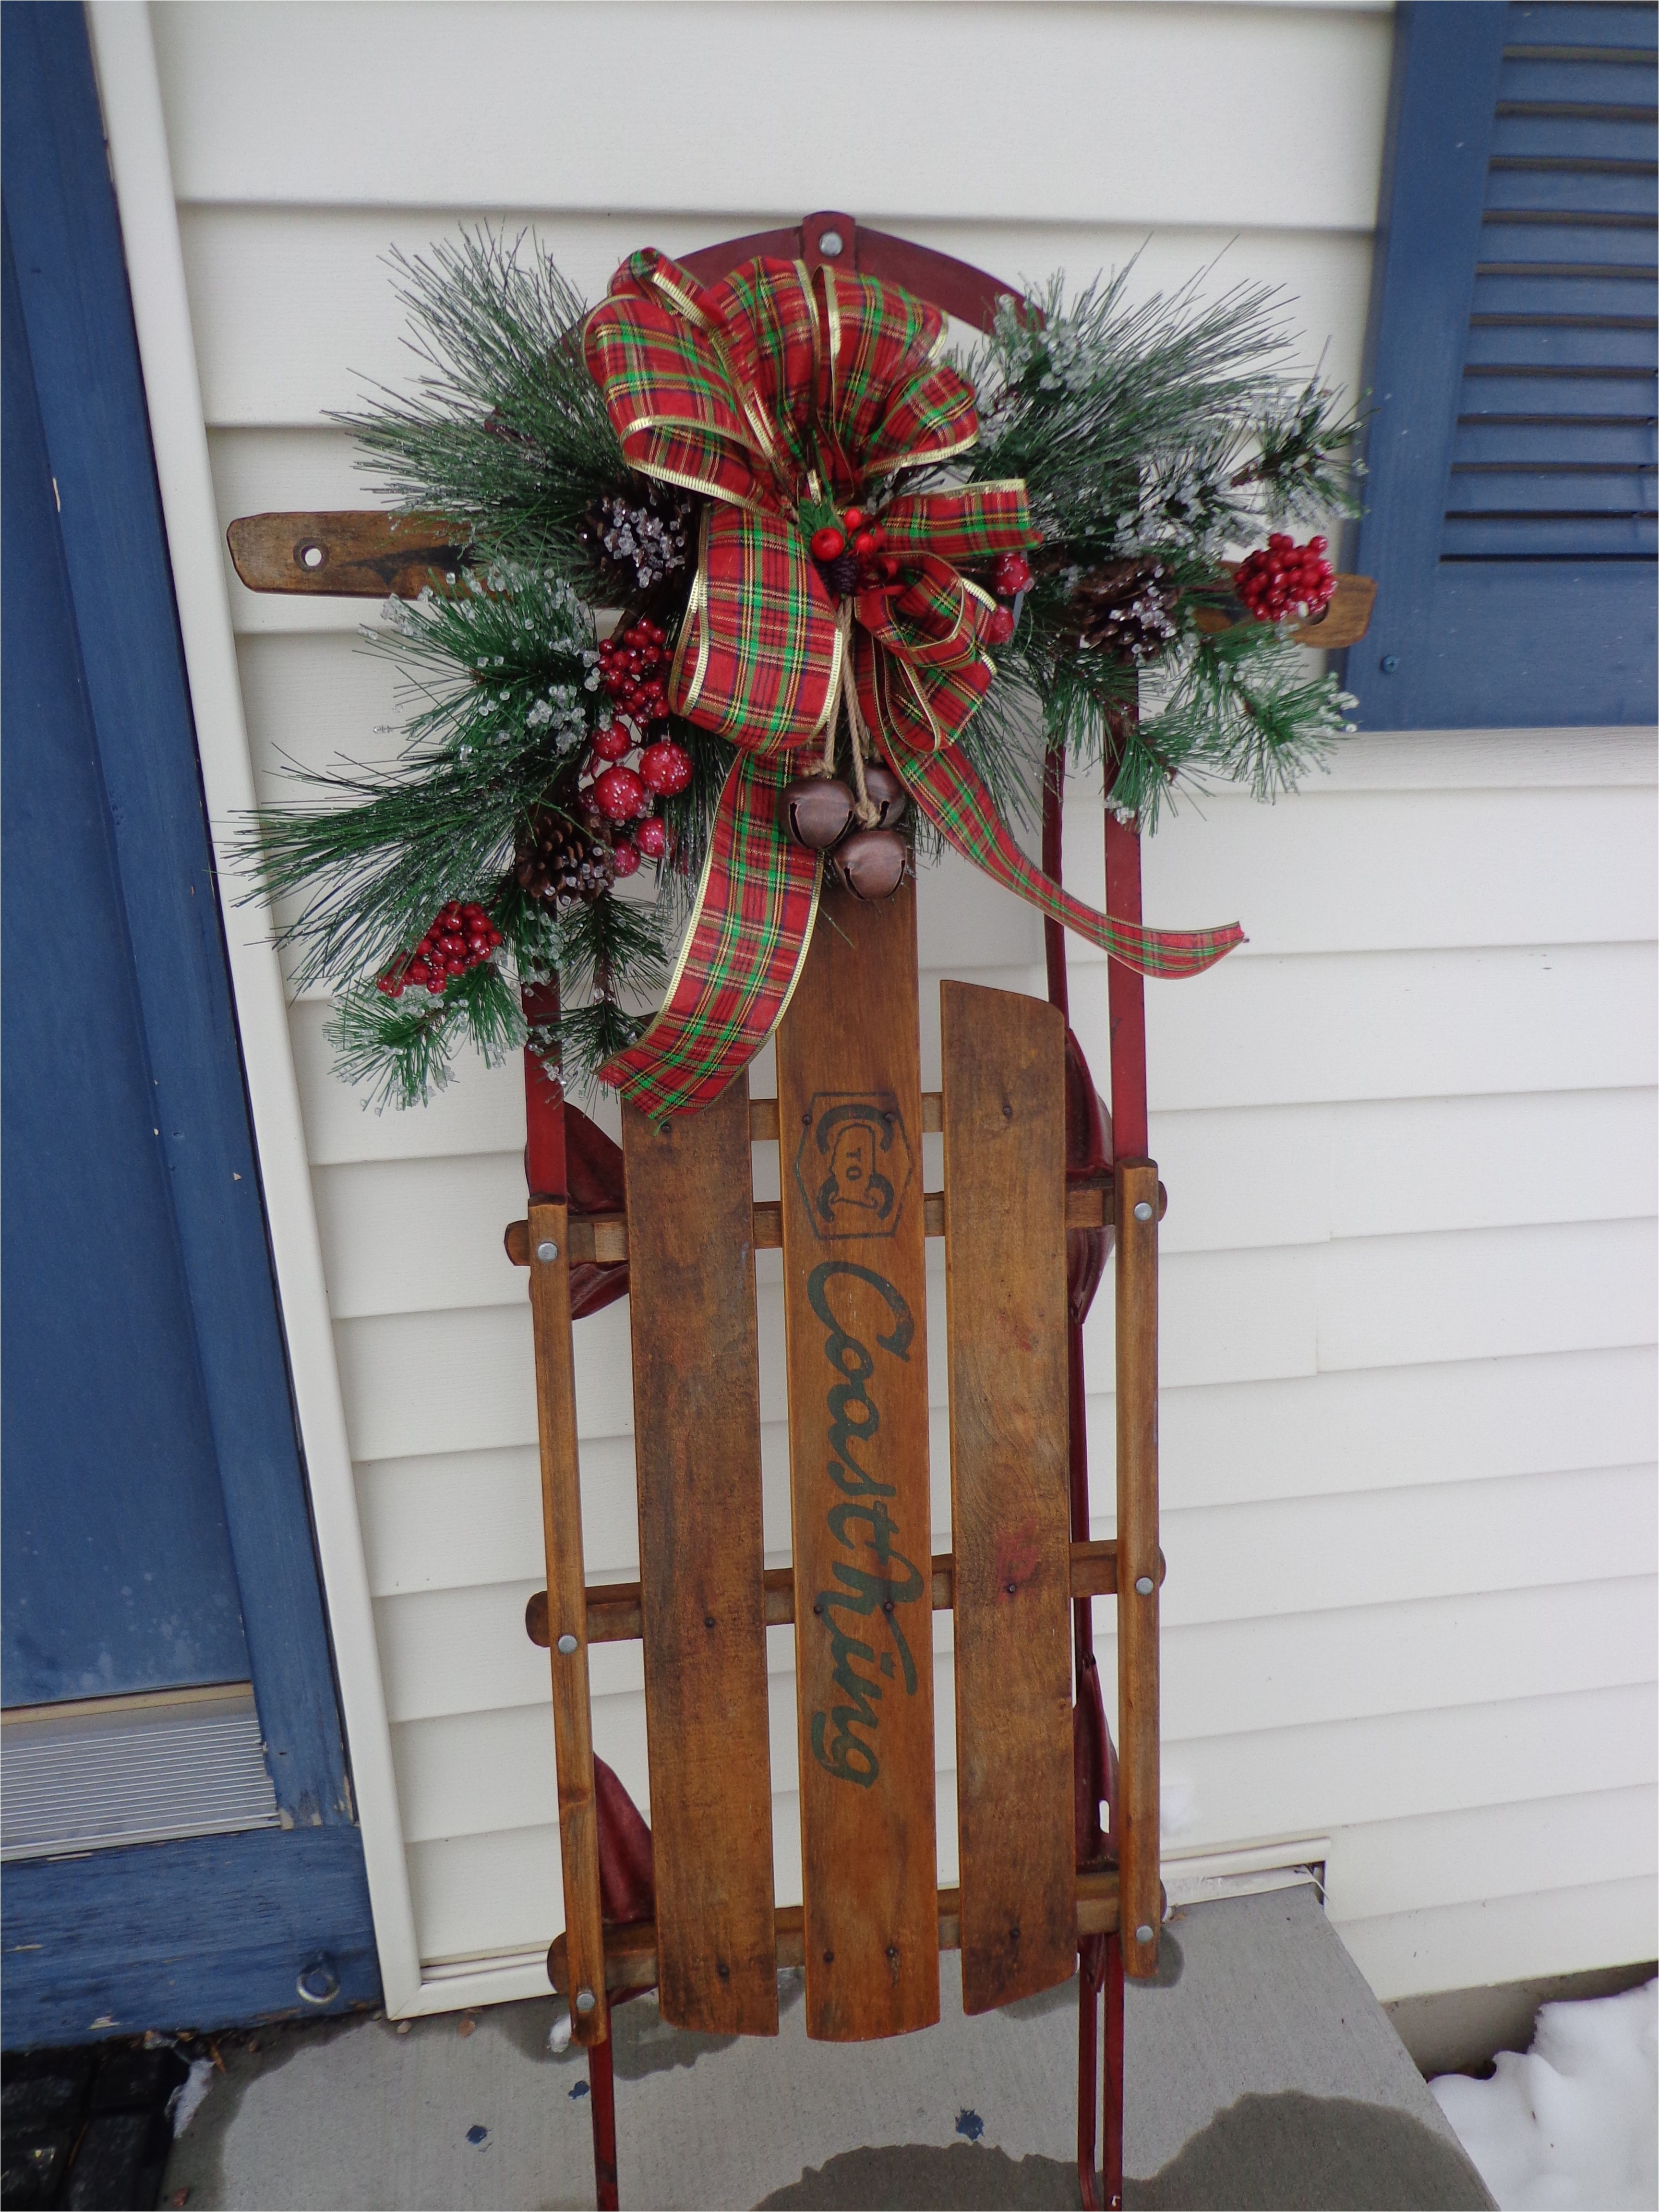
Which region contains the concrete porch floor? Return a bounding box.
[163,1886,1495,2210]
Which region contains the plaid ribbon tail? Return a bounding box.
[889,746,1246,979]
[598,755,821,1119]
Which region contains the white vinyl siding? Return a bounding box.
[134,0,1656,2007]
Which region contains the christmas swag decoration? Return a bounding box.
[247,231,1359,1114]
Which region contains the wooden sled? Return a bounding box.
[228,212,1375,2212]
[504,224,1163,2212]
[512,858,1156,2212]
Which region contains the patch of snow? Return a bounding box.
[1430,1978,1657,2211]
[167,2056,216,2140]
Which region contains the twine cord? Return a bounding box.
[831,601,880,825]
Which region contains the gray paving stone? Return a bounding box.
[164,1886,1493,2210]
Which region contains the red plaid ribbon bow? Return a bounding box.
[585,250,1243,1118]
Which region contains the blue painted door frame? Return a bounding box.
[3,209,256,1709]
[1,3,379,2041]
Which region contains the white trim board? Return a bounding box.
[1295,725,1657,793]
[86,1,424,2020]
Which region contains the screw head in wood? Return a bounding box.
[1134,1575,1154,1597]
[1133,1200,1153,1222]
[575,1987,598,2014]
[536,1238,560,1263]
[1135,1923,1155,1944]
[556,1633,578,1655]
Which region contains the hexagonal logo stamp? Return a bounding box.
[793,1092,914,1240]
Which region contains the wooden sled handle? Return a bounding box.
[226,508,1374,649]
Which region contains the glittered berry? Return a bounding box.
[811,525,846,561]
[984,605,1017,645]
[635,817,668,860]
[592,765,649,822]
[610,839,641,879]
[992,551,1034,597]
[377,972,402,997]
[590,724,632,762]
[638,739,693,795]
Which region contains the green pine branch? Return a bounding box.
[328,960,524,1112]
[335,229,626,578]
[1112,622,1358,829]
[238,567,598,994]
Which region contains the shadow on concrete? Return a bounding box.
[757,2088,1492,2211]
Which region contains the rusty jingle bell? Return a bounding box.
[859,762,908,831]
[830,825,908,902]
[782,773,856,850]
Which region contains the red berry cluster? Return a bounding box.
[595,619,671,724]
[378,902,502,998]
[591,740,691,820]
[582,617,693,874]
[809,506,901,595]
[1234,535,1335,623]
[984,549,1034,644]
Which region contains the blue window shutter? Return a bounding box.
[1346,2,1657,728]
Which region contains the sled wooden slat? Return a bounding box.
[776,878,939,2043]
[621,1082,779,2037]
[504,1171,1130,1268]
[549,1866,1127,2001]
[524,1537,1136,1650]
[940,983,1076,2014]
[1114,1158,1163,1981]
[527,1201,608,2048]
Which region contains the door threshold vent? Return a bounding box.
[1162,1837,1331,1912]
[1,1682,279,1860]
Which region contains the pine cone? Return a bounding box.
[515,809,616,911]
[820,548,863,597]
[1070,560,1181,665]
